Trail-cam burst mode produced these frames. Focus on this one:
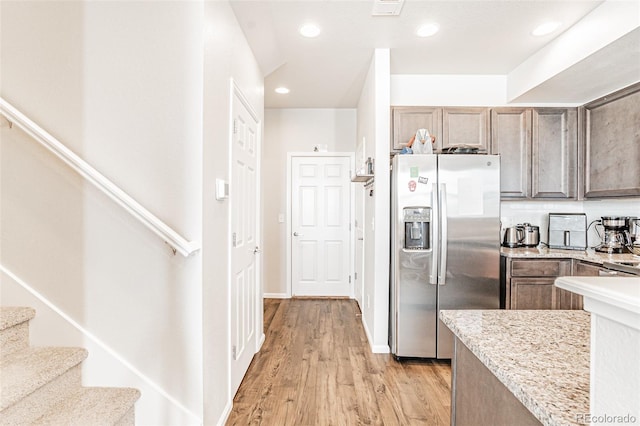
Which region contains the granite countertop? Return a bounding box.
[500,246,639,264]
[440,309,590,426]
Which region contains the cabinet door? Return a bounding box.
[391,107,442,151]
[442,107,490,152]
[510,278,555,310]
[532,108,577,199]
[491,108,531,199]
[583,83,640,198]
[555,288,583,310]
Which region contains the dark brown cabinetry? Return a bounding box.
[442,107,490,152]
[531,108,577,199]
[391,107,442,151]
[491,108,531,199]
[390,106,489,152]
[491,107,577,200]
[506,259,572,310]
[582,82,640,198]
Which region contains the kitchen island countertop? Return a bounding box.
[440,309,590,426]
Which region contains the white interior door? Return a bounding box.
[230,89,260,396]
[291,156,351,297]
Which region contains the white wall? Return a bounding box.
[0,1,262,425]
[262,108,356,297]
[391,74,580,107]
[1,2,204,423]
[356,49,391,353]
[202,2,264,424]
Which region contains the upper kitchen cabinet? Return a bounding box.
[391,107,442,151]
[582,83,640,198]
[531,108,577,199]
[491,107,577,200]
[441,107,490,152]
[490,108,531,199]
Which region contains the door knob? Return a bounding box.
[293,232,302,237]
[253,246,261,254]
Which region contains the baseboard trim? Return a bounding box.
[0,264,202,424]
[360,313,391,354]
[264,292,289,299]
[216,400,233,426]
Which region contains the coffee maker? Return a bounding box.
[595,216,634,253]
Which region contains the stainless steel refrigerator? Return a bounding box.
[390,154,500,359]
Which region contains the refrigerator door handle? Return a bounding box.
[438,183,448,285]
[429,182,438,285]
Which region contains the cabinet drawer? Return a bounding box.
[510,260,571,277]
[573,260,601,276]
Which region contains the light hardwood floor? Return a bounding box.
[227,298,451,425]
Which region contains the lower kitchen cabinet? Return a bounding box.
[504,258,580,310]
[510,278,556,309]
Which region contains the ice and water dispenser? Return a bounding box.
[403,207,431,250]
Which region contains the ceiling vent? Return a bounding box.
[372,0,404,16]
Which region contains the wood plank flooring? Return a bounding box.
[227,298,451,425]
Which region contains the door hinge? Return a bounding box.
[232,345,237,360]
[232,232,237,247]
[355,272,358,280]
[349,275,352,283]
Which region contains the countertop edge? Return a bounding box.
[441,310,590,426]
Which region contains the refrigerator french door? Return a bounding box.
[390,154,500,359]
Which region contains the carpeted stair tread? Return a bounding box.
[0,307,36,357]
[32,387,141,425]
[0,307,35,331]
[0,346,88,410]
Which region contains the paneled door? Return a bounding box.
[291,156,351,297]
[230,86,261,396]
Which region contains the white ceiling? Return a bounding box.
[229,0,635,108]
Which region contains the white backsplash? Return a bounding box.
[501,198,640,249]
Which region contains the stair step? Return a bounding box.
[32,387,141,425]
[0,307,36,356]
[0,346,87,423]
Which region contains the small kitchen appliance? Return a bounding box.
[629,218,640,246]
[595,216,633,254]
[520,223,540,247]
[502,227,523,248]
[548,213,587,250]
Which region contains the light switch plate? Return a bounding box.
[215,179,228,200]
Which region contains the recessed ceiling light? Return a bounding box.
[275,87,290,94]
[299,23,321,38]
[416,23,439,38]
[532,22,561,36]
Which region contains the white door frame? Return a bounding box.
[286,152,355,298]
[228,79,264,398]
